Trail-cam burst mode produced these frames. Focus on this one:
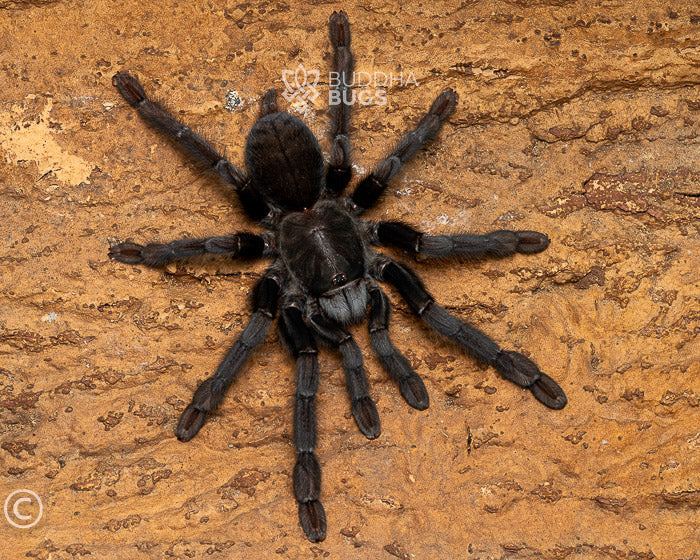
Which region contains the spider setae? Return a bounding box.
[109,11,567,542]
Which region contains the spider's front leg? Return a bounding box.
[176,270,281,440]
[279,304,326,542]
[372,257,567,409]
[368,221,550,259]
[109,233,267,267]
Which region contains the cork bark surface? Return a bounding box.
[1,1,698,559]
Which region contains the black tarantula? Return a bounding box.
[109,11,567,542]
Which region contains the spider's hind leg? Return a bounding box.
[112,71,270,222]
[325,10,354,196]
[350,89,457,212]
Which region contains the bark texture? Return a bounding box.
[1,1,698,558]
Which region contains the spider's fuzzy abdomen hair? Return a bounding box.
[245,113,324,212]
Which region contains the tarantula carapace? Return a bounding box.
[109,11,567,542]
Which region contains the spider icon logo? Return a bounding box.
[281,63,320,108]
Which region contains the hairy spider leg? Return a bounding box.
[176,271,281,441]
[109,233,267,267]
[373,257,567,409]
[350,89,457,211]
[307,311,381,439]
[367,282,429,410]
[325,10,354,196]
[369,221,551,258]
[112,71,270,221]
[278,305,326,542]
